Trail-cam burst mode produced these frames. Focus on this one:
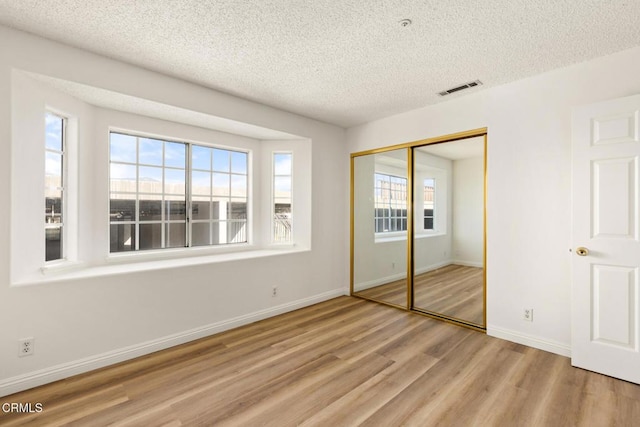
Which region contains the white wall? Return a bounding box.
[452,156,484,267]
[347,46,640,356]
[0,25,347,396]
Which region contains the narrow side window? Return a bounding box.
[273,152,292,243]
[423,178,435,230]
[45,112,65,262]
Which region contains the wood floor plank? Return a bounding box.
[298,353,439,427]
[1,296,639,427]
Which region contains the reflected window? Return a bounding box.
[45,112,65,261]
[109,131,248,252]
[273,152,292,243]
[374,173,407,233]
[424,178,435,230]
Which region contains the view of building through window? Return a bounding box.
[45,112,65,261]
[273,152,292,243]
[374,173,407,233]
[109,132,248,252]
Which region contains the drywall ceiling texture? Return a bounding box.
[0,0,639,127]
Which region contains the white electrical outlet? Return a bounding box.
[523,308,533,322]
[272,286,278,297]
[19,338,34,357]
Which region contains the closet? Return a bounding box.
[351,129,487,330]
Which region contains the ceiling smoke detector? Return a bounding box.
[438,80,483,97]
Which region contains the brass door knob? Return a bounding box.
[576,247,589,256]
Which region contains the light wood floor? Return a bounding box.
[2,296,639,426]
[355,264,484,325]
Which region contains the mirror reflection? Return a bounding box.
[412,137,485,326]
[352,149,408,308]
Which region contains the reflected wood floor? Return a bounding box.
[2,296,639,426]
[356,264,484,325]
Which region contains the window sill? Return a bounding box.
[374,231,448,244]
[14,245,308,286]
[40,260,86,275]
[374,233,407,243]
[415,232,447,239]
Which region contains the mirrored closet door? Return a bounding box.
[350,129,487,330]
[412,136,486,328]
[352,149,409,309]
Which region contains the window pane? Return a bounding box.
[139,223,162,250]
[191,222,211,246]
[228,220,247,243]
[110,164,137,192]
[191,198,211,220]
[45,226,62,261]
[212,173,230,196]
[213,149,230,172]
[45,113,63,151]
[110,133,136,163]
[139,166,162,182]
[231,151,247,174]
[165,169,185,195]
[45,152,62,186]
[139,138,163,165]
[45,194,63,224]
[211,199,225,220]
[229,201,247,219]
[424,217,434,229]
[192,145,212,170]
[231,175,247,197]
[110,196,136,221]
[165,200,186,220]
[275,203,291,215]
[274,219,291,243]
[165,223,186,248]
[191,171,211,195]
[165,142,186,168]
[139,198,162,221]
[274,176,291,199]
[274,153,292,175]
[211,221,224,245]
[139,166,163,194]
[110,223,135,252]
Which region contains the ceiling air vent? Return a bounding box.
[438,80,483,97]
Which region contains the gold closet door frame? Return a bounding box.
[350,128,488,332]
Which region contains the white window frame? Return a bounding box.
[44,111,67,263]
[108,130,250,254]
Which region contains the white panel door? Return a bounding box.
[572,94,640,384]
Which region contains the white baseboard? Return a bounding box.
[354,272,406,291]
[452,260,484,268]
[0,288,348,397]
[487,326,571,358]
[414,260,453,275]
[355,260,455,291]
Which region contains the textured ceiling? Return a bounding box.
[1,1,639,127]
